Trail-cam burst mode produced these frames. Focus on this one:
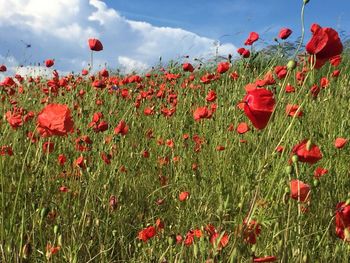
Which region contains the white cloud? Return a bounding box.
[0,0,236,76]
[118,56,149,74]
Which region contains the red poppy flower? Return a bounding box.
[286,104,303,117]
[0,64,7,72]
[206,90,217,102]
[138,226,156,242]
[290,179,310,202]
[243,88,275,130]
[37,104,74,137]
[114,120,129,136]
[217,61,230,74]
[183,63,194,72]
[1,77,16,87]
[237,48,250,58]
[101,152,112,165]
[278,27,292,40]
[45,59,54,68]
[335,202,350,241]
[179,191,190,202]
[332,69,341,78]
[75,156,86,169]
[81,69,89,75]
[244,82,258,92]
[274,65,287,79]
[253,256,278,262]
[291,139,322,164]
[43,141,54,153]
[245,32,259,45]
[334,138,348,149]
[0,145,13,156]
[320,77,329,88]
[88,38,103,51]
[314,167,328,179]
[242,218,261,244]
[306,24,343,69]
[193,106,212,121]
[330,55,342,66]
[310,84,320,98]
[237,122,250,134]
[210,231,229,250]
[216,145,225,151]
[255,72,276,87]
[230,71,239,80]
[285,84,295,93]
[5,110,23,129]
[57,154,67,165]
[275,145,284,153]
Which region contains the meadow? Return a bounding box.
[1,6,350,263]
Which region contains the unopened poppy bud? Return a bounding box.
[168,236,174,246]
[292,155,299,163]
[57,234,63,246]
[54,225,59,235]
[306,139,312,151]
[303,0,310,4]
[287,60,297,70]
[230,248,238,262]
[193,243,198,258]
[22,243,32,259]
[285,165,293,175]
[251,244,256,252]
[313,179,320,187]
[40,207,49,220]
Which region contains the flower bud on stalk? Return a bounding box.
[287,60,297,71]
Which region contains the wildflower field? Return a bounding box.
[1,1,350,262]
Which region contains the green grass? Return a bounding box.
[1,52,350,263]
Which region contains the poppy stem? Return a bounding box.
[90,50,94,72]
[292,2,306,59]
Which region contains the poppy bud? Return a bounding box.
[287,60,297,70]
[313,179,320,187]
[304,0,310,4]
[291,155,299,163]
[285,165,293,175]
[54,225,59,235]
[0,64,7,72]
[306,139,312,151]
[40,207,50,220]
[57,235,62,246]
[21,243,32,259]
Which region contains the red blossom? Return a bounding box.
[290,179,310,202]
[88,38,103,51]
[179,191,190,202]
[114,120,129,136]
[37,104,74,137]
[334,138,348,149]
[278,27,292,40]
[245,32,259,45]
[306,24,343,69]
[243,88,275,130]
[291,139,322,165]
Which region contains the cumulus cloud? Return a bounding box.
[0,0,236,76]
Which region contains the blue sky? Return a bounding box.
[108,0,350,43]
[0,0,349,78]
